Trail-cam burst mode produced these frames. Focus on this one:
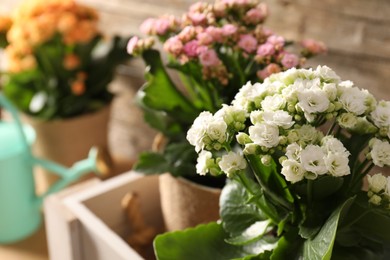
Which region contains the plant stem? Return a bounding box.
[235,173,280,224]
[307,179,313,205]
[326,119,337,136]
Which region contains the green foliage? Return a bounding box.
[3,35,131,120]
[154,222,276,260]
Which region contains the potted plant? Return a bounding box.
[128,0,326,230]
[154,66,390,259]
[0,0,131,189]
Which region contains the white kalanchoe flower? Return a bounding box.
[300,145,327,176]
[219,151,247,178]
[196,150,213,176]
[281,159,305,183]
[249,122,280,148]
[370,138,390,167]
[262,110,294,129]
[367,173,388,193]
[297,124,322,146]
[232,81,268,110]
[250,110,264,125]
[187,111,213,152]
[322,83,337,101]
[297,88,330,116]
[285,143,301,161]
[371,100,390,128]
[324,152,350,177]
[215,104,247,130]
[338,85,371,116]
[315,65,340,83]
[206,116,228,144]
[321,136,349,155]
[261,94,286,111]
[337,113,358,129]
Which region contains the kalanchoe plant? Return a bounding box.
[129,0,326,184]
[1,0,131,120]
[154,66,390,259]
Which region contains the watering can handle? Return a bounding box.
[32,146,112,208]
[0,93,31,155]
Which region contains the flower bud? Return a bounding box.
[244,143,258,155]
[368,194,382,205]
[279,135,287,145]
[261,155,272,166]
[236,132,252,145]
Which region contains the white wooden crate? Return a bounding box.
[43,172,163,260]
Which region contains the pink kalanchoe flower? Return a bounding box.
[155,18,171,35]
[183,40,200,57]
[206,26,224,42]
[178,26,196,42]
[164,36,183,56]
[301,39,327,55]
[267,35,285,49]
[257,63,281,80]
[222,24,237,36]
[199,49,220,67]
[245,4,268,24]
[139,18,155,35]
[188,12,207,25]
[257,42,275,57]
[238,34,258,53]
[222,0,249,7]
[127,36,139,54]
[197,31,213,45]
[281,53,299,68]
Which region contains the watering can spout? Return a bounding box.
[34,146,112,208]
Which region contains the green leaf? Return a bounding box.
[271,228,303,260]
[154,222,276,260]
[132,152,170,174]
[139,50,199,124]
[220,181,265,236]
[303,197,355,260]
[226,220,272,245]
[293,176,344,200]
[245,155,294,211]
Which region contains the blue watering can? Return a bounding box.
[0,93,108,244]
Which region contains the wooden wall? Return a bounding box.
[1,0,390,159]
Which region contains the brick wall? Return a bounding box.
[1,0,390,159]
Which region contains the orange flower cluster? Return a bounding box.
[5,0,99,73]
[0,16,12,33]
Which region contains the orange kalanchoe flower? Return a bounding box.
[0,16,12,33]
[5,0,99,72]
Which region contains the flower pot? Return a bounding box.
[159,173,221,231]
[22,105,111,193]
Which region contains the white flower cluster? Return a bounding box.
[367,173,390,207]
[187,66,390,184]
[281,137,350,183]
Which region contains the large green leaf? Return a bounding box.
[220,181,265,236]
[270,228,303,260]
[226,220,272,245]
[139,50,199,124]
[303,197,355,260]
[154,222,276,260]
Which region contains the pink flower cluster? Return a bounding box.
[128,0,326,84]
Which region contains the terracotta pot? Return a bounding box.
[159,173,221,231]
[22,105,111,193]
